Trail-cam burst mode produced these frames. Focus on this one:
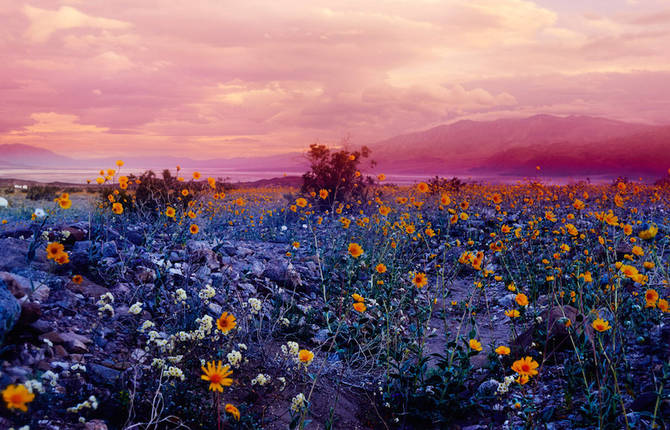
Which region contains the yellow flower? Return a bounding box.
[351,293,364,302]
[469,339,482,352]
[165,207,176,218]
[193,171,201,180]
[417,182,429,193]
[112,202,123,215]
[298,349,314,365]
[495,345,510,355]
[46,242,65,260]
[225,403,240,421]
[515,293,529,307]
[645,289,659,307]
[296,198,307,208]
[412,272,428,288]
[319,189,329,199]
[592,318,611,332]
[116,160,124,167]
[217,312,237,334]
[511,356,539,377]
[58,198,72,209]
[2,384,35,412]
[208,177,216,189]
[201,360,233,392]
[348,243,363,258]
[505,309,520,318]
[189,224,199,234]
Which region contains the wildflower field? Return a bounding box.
[1,161,669,429]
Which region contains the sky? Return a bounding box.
[1,0,670,159]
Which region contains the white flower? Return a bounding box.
[291,393,307,412]
[129,302,143,315]
[199,284,216,300]
[227,350,242,367]
[174,288,187,303]
[251,373,271,386]
[139,320,155,332]
[281,225,288,231]
[34,208,46,218]
[248,298,262,314]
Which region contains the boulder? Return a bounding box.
[0,279,21,345]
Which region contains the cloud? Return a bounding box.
[0,0,668,158]
[23,5,130,43]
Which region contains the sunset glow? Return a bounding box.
[2,0,670,159]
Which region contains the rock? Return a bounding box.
[89,363,122,386]
[263,259,302,289]
[68,280,109,299]
[0,271,48,300]
[18,301,41,325]
[544,305,579,350]
[85,420,108,430]
[0,278,21,344]
[31,284,50,303]
[0,238,31,271]
[498,293,518,308]
[126,227,145,246]
[208,302,223,315]
[102,241,119,258]
[236,247,254,257]
[477,379,500,396]
[135,266,156,283]
[249,260,265,277]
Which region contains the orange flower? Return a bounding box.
[469,339,482,352]
[165,207,176,218]
[375,263,387,274]
[296,198,308,208]
[515,293,529,307]
[412,272,428,288]
[495,345,510,355]
[353,302,366,313]
[192,171,201,180]
[225,403,240,421]
[201,360,233,392]
[645,289,659,307]
[54,252,70,265]
[351,293,365,302]
[72,275,83,284]
[505,309,520,318]
[592,317,611,332]
[319,189,329,199]
[298,349,314,365]
[189,224,199,234]
[46,242,65,260]
[512,356,539,377]
[417,182,429,193]
[217,312,237,334]
[2,384,35,412]
[112,202,123,214]
[348,243,363,258]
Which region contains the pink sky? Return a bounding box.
[1,0,670,158]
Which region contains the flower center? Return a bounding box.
[521,364,530,372]
[209,373,222,384]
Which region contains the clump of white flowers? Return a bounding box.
[97,293,115,317]
[251,373,271,386]
[41,370,59,387]
[66,396,98,413]
[163,366,185,381]
[174,288,188,304]
[227,350,242,368]
[128,302,143,315]
[24,379,45,394]
[199,284,216,301]
[281,341,299,358]
[139,320,155,332]
[497,375,516,395]
[248,297,262,314]
[291,393,307,412]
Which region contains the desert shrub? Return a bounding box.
[427,175,466,194]
[26,185,58,201]
[300,142,375,210]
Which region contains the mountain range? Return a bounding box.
[2,114,669,180]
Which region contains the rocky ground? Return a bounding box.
[0,216,669,429]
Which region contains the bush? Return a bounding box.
[300,142,375,210]
[26,185,58,201]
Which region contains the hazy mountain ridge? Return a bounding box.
[2,115,669,179]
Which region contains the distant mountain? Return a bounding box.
[367,114,667,178]
[0,143,77,167]
[0,143,306,172]
[2,115,668,181]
